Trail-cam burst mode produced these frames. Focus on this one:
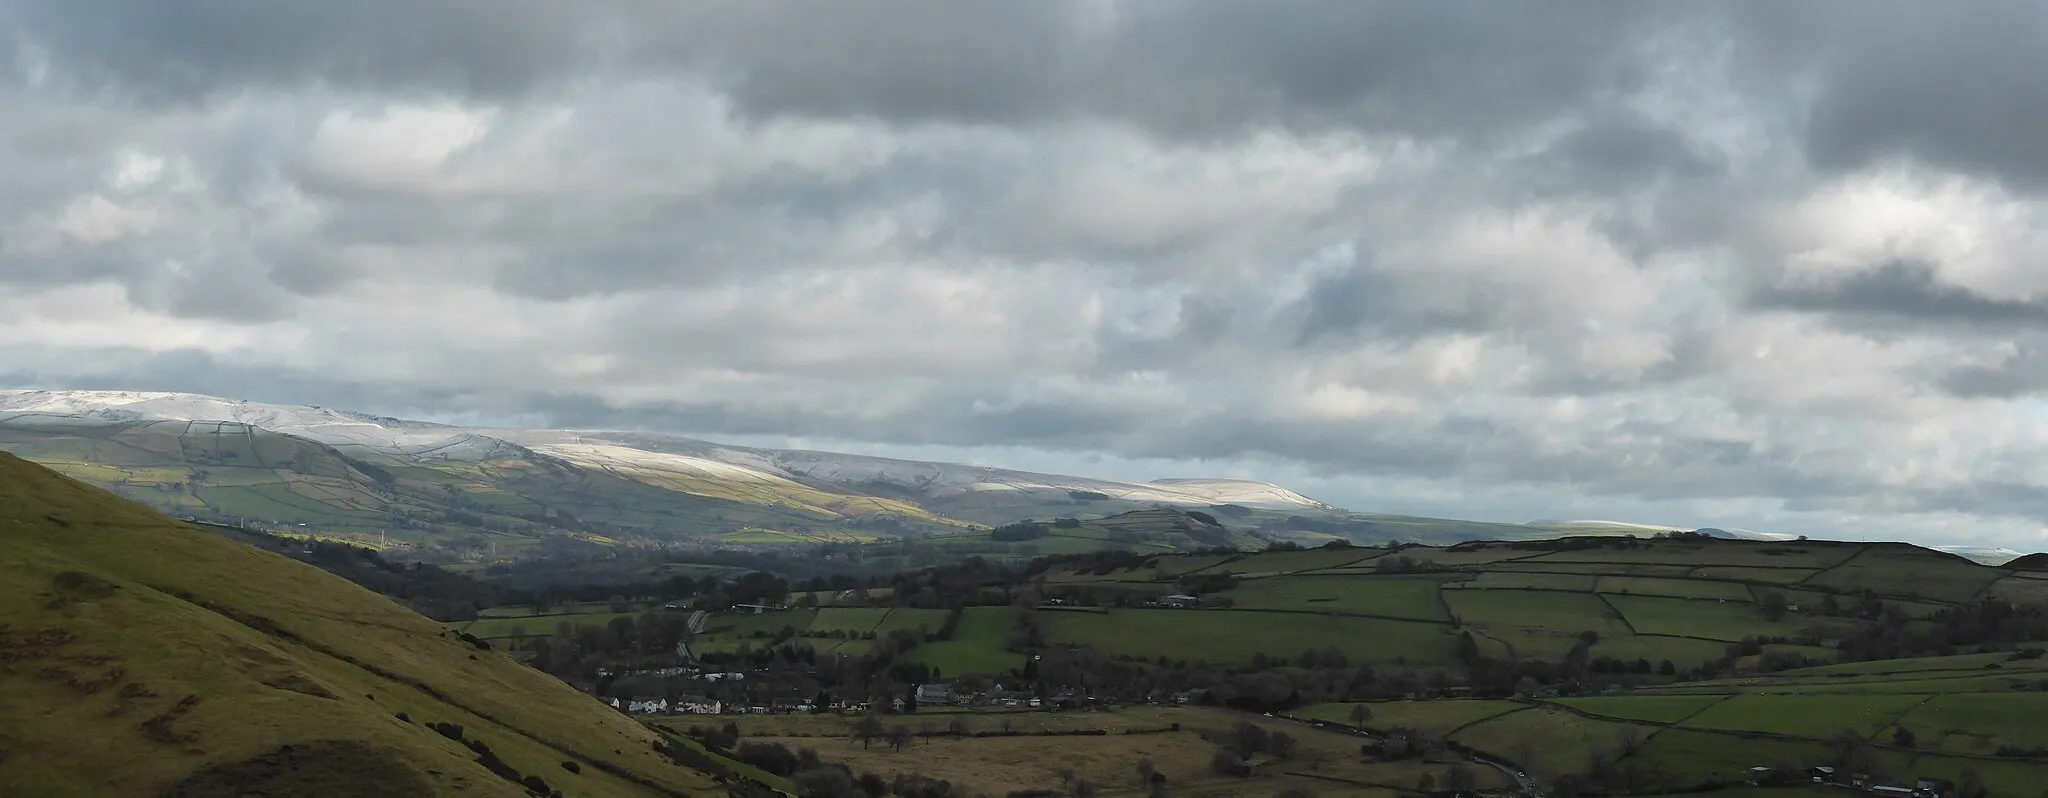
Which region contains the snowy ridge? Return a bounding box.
[0,390,1337,515]
[1536,519,1692,533]
[1149,478,1334,511]
[1931,546,2028,566]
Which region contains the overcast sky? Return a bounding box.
[5,3,2048,548]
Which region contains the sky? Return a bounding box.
[4,3,2048,548]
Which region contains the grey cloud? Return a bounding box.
[1291,253,1520,346]
[1751,262,2048,327]
[7,0,597,103]
[1518,111,1725,198]
[1942,344,2048,398]
[1791,5,2048,189]
[13,1,1669,142]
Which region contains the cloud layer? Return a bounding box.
[6,2,2048,546]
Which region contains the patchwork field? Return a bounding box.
[1295,699,1525,735]
[910,607,1021,677]
[1679,693,1928,738]
[688,706,1506,797]
[1595,576,1756,601]
[1223,575,1451,621]
[1443,589,1630,636]
[1451,706,1652,779]
[1042,609,1460,664]
[1551,694,1727,724]
[1605,594,1819,641]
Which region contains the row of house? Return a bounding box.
[1749,765,1953,798]
[613,696,723,715]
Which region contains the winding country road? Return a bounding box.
[1266,710,1546,797]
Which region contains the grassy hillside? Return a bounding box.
[0,452,746,796]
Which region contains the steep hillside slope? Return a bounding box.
[0,453,740,796]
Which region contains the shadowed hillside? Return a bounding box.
[0,452,749,796]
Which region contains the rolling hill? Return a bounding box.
[0,390,1679,558]
[0,452,751,796]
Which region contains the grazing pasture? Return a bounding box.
[1595,576,1754,601]
[1887,693,2048,755]
[1679,693,1926,737]
[1549,694,1727,724]
[1451,707,1651,779]
[1443,590,1630,636]
[1294,699,1525,736]
[1804,546,2005,603]
[1605,595,1815,641]
[1689,566,1819,584]
[1448,571,1600,591]
[1042,609,1458,664]
[909,607,1020,676]
[1223,575,1451,621]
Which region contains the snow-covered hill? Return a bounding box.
[0,390,1337,523]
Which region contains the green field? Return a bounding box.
[1042,609,1458,664]
[1451,706,1651,779]
[1295,699,1525,735]
[462,610,643,641]
[1211,546,1386,575]
[1443,589,1630,636]
[1606,594,1812,641]
[1804,546,2004,604]
[807,607,896,635]
[1680,693,1927,737]
[872,607,953,638]
[1888,693,2048,755]
[1223,575,1451,621]
[909,607,1021,676]
[1550,694,1727,723]
[1449,571,1600,591]
[1491,561,1701,577]
[1596,576,1755,601]
[1691,566,1821,584]
[1590,635,1738,666]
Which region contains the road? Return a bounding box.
[1265,711,1546,798]
[1472,754,1544,797]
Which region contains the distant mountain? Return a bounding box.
[10,390,1986,562]
[0,390,1366,556]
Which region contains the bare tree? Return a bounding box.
[1348,703,1371,728]
[1616,726,1645,756]
[1136,757,1156,787]
[852,714,884,750]
[887,724,913,753]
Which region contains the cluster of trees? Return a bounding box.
[1206,720,1296,778]
[1836,598,2048,662]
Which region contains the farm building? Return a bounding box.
[1160,594,1200,608]
[915,683,952,704]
